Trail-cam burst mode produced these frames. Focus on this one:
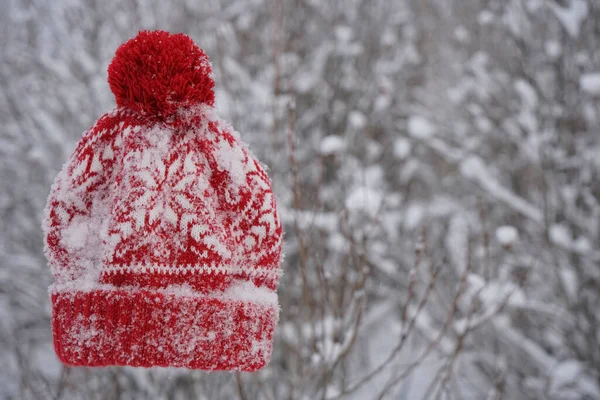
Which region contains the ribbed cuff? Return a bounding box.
[51,285,278,371]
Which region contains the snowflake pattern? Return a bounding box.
[45,107,282,289]
[107,126,226,266]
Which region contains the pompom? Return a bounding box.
[107,30,215,121]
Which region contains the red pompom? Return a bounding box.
[107,30,215,121]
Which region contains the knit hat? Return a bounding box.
[42,30,283,371]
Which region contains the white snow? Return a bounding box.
[51,162,113,282]
[407,115,435,139]
[334,25,353,43]
[495,225,519,246]
[213,136,248,187]
[52,278,278,306]
[559,269,578,304]
[454,25,469,42]
[328,233,349,252]
[404,203,424,230]
[494,316,555,369]
[467,273,486,292]
[544,40,562,58]
[348,110,367,129]
[580,73,600,95]
[364,165,384,186]
[61,214,91,250]
[374,95,391,111]
[514,79,539,134]
[32,346,62,380]
[549,359,600,398]
[381,29,397,46]
[392,138,411,160]
[345,187,384,216]
[280,209,338,232]
[474,116,492,133]
[573,236,591,253]
[551,360,582,392]
[514,79,538,108]
[460,156,543,223]
[311,316,355,365]
[446,214,469,274]
[319,135,346,155]
[222,279,278,304]
[478,10,494,25]
[549,224,595,256]
[525,0,543,12]
[549,0,589,39]
[482,281,526,308]
[549,223,572,248]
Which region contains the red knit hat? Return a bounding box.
[42,31,283,371]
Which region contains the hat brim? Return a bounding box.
[51,285,278,371]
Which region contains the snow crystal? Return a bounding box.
[392,138,411,160]
[580,73,600,95]
[319,135,346,155]
[407,115,435,139]
[345,187,384,217]
[495,225,518,246]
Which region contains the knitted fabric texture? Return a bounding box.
[42,30,283,371]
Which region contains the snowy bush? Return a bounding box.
[1,0,599,399]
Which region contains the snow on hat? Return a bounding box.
[43,30,283,371]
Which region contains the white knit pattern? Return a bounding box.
[103,264,281,279]
[44,105,282,286]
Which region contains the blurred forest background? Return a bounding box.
[2,0,600,399]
